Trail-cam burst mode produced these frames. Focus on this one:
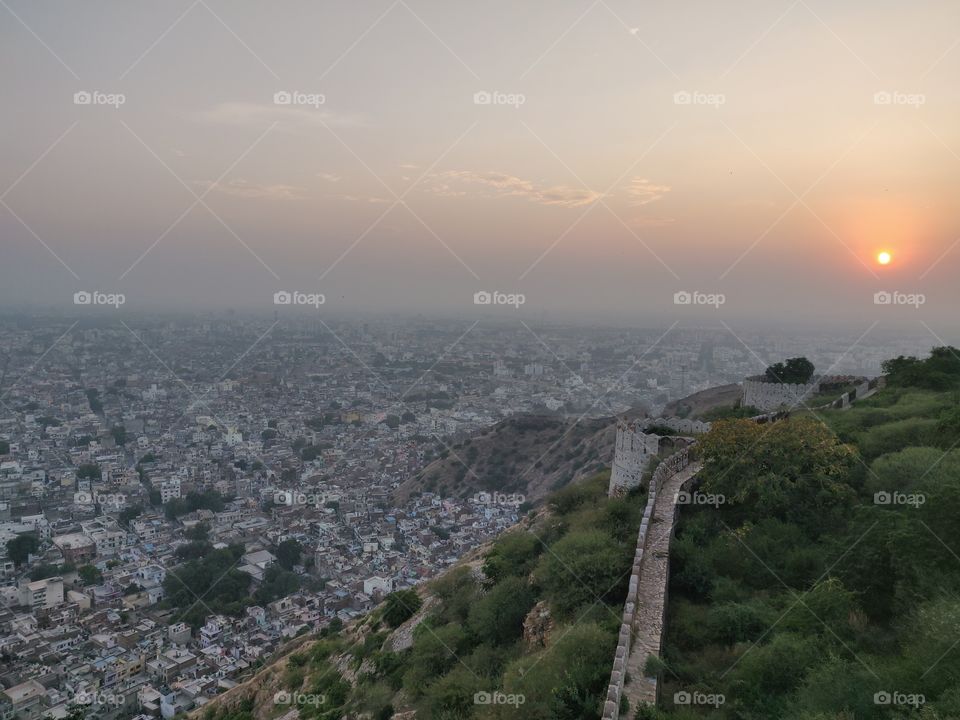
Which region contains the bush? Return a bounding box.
[382,589,423,628]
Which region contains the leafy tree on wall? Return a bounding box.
[764,356,815,384]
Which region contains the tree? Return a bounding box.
[185,523,210,542]
[483,531,541,583]
[6,534,39,566]
[76,463,101,480]
[765,356,815,384]
[77,564,103,586]
[466,576,536,645]
[110,425,127,446]
[534,528,628,617]
[697,416,856,533]
[275,538,302,570]
[118,504,143,527]
[382,589,422,628]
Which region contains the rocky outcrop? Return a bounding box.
[522,600,553,648]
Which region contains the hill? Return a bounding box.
[195,471,645,720]
[659,347,960,719]
[661,382,742,419]
[394,412,643,505]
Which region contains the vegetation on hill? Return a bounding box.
[395,414,625,504]
[201,471,647,720]
[658,348,960,719]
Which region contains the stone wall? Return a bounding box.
[742,377,820,412]
[601,445,691,720]
[608,418,709,497]
[608,421,661,496]
[605,377,880,718]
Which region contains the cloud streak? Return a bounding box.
[428,170,603,208]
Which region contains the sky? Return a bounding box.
[1,0,958,334]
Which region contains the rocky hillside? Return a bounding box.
[194,471,641,720]
[662,382,742,419]
[395,412,642,505]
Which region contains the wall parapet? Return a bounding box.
[601,445,692,720]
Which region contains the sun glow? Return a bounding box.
[877,251,892,266]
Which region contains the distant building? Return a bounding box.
[18,576,64,610]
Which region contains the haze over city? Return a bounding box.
[2,4,960,720]
[1,0,958,330]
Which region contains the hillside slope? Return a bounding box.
[395,412,642,505]
[196,472,643,720]
[662,382,742,419]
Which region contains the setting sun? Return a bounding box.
[878,251,892,265]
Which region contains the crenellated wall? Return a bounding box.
[602,445,692,720]
[604,377,881,719]
[608,418,710,497]
[742,376,820,412]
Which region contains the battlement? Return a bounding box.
[608,418,710,497]
[742,376,820,412]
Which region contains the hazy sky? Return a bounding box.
[1,0,958,333]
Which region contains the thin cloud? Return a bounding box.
[198,178,304,200]
[331,194,393,204]
[195,102,365,129]
[623,177,671,206]
[318,173,342,183]
[429,170,602,208]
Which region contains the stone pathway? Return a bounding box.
[622,461,702,716]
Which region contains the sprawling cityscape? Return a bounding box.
[0,313,936,718]
[3,0,959,718]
